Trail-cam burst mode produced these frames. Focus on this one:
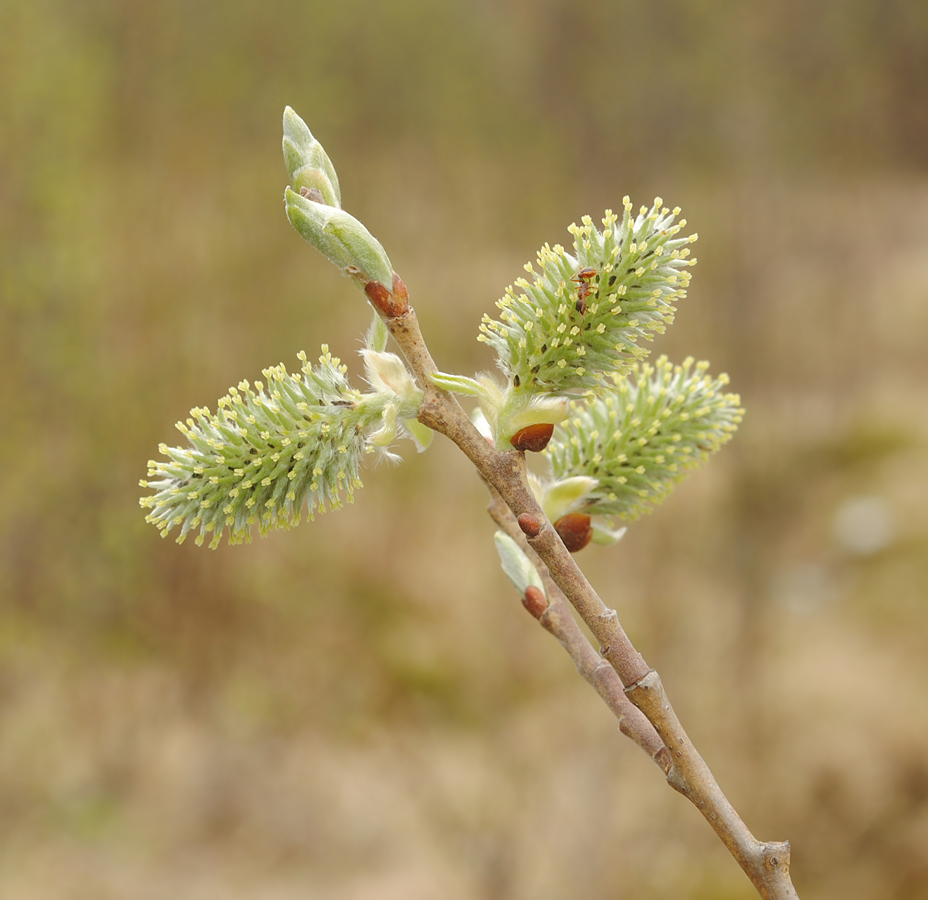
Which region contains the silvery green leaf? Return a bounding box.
[494,531,545,596]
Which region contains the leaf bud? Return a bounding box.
[553,512,593,553]
[364,273,409,318]
[522,585,549,619]
[494,531,546,597]
[510,422,555,453]
[285,187,394,287]
[282,106,341,208]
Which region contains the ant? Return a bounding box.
[571,267,597,314]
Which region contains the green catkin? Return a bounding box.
[544,356,744,522]
[479,200,697,395]
[140,347,417,548]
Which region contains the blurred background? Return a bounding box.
[2,1,928,897]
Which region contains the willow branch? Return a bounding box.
[379,297,800,900]
[627,671,798,898]
[486,487,670,771]
[383,305,651,686]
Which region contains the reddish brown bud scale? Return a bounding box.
[365,272,409,318]
[517,512,541,538]
[510,422,554,452]
[553,512,593,553]
[391,272,409,309]
[522,585,548,619]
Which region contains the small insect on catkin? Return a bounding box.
[571,266,597,315]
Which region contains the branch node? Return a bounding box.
[365,272,409,318]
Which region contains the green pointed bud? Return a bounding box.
[282,107,341,208]
[429,371,492,399]
[285,187,394,287]
[494,531,546,596]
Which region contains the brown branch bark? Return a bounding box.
[627,671,797,898]
[382,298,800,900]
[486,489,671,772]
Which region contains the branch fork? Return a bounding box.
[384,301,799,900]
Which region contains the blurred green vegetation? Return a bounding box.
[2,1,928,898]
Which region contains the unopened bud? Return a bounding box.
[285,187,394,287]
[282,107,341,208]
[553,512,593,552]
[522,585,548,619]
[517,512,541,538]
[510,422,555,452]
[365,273,409,318]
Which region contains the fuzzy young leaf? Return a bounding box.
[140,347,422,548]
[544,356,743,522]
[494,531,545,596]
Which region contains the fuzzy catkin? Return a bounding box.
[545,356,744,522]
[140,347,415,548]
[479,200,697,394]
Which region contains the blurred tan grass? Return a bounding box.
[2,2,928,898]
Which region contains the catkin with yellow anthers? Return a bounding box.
[545,356,743,522]
[478,201,697,395]
[140,348,419,548]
